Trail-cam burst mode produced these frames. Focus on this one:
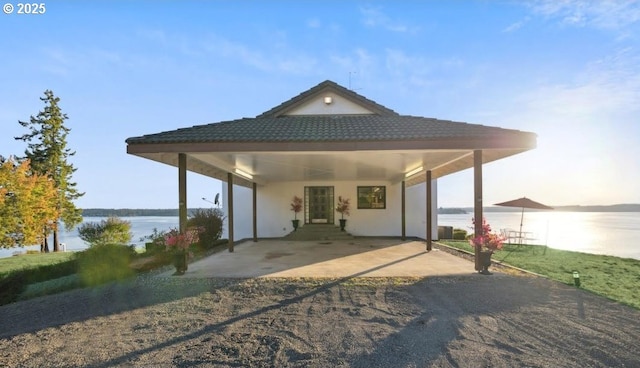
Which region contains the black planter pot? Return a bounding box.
[173,251,188,275]
[479,251,493,275]
[292,219,300,231]
[339,219,347,231]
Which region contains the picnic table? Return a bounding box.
[502,229,536,245]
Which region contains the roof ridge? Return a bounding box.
[256,80,398,118]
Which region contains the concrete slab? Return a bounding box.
[159,238,479,278]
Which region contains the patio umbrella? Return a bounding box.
[494,197,553,241]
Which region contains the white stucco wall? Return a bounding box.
[406,180,438,240]
[221,184,254,241]
[222,179,438,241]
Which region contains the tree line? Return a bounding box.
[82,208,210,217]
[0,91,83,252]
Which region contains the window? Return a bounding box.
[357,186,386,209]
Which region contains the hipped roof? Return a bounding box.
[126,80,537,188]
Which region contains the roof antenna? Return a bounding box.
[349,71,362,91]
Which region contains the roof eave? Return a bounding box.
[126,134,537,155]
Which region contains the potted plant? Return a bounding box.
[290,195,303,231]
[164,227,202,275]
[469,218,506,275]
[336,196,351,231]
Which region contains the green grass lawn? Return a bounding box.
[0,252,76,276]
[3,243,640,310]
[18,274,82,301]
[440,240,640,309]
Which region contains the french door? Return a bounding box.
[305,186,334,224]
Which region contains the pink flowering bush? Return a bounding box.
[164,227,202,253]
[469,218,506,253]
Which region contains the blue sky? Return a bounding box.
[1,0,639,209]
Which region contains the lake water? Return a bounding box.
[0,216,179,258]
[438,212,640,260]
[2,212,639,260]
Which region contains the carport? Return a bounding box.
[126,80,537,271]
[163,238,483,278]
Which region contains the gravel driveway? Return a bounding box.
[0,271,638,367]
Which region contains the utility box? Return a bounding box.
[438,226,453,239]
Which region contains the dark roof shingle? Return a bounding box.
[125,115,531,144]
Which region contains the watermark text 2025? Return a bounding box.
[3,3,46,15]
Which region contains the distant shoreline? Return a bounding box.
[81,208,211,217]
[81,204,640,217]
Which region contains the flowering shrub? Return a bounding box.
[187,208,224,250]
[164,227,202,252]
[290,196,303,220]
[336,196,351,219]
[469,218,505,253]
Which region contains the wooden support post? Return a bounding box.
[401,180,406,240]
[227,172,234,252]
[253,182,258,242]
[178,153,187,233]
[426,170,432,251]
[474,150,483,271]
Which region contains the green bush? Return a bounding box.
[144,242,165,254]
[453,228,467,240]
[24,259,77,284]
[0,272,27,305]
[77,217,133,246]
[18,274,82,301]
[76,244,135,286]
[187,208,224,251]
[0,257,78,304]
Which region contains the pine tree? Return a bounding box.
[14,90,84,252]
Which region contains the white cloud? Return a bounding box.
[503,17,531,32]
[529,0,640,29]
[40,48,73,76]
[306,18,321,28]
[200,34,318,75]
[520,47,640,118]
[329,48,375,73]
[359,5,419,33]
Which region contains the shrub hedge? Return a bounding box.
[453,228,468,240]
[76,244,136,286]
[0,258,78,306]
[186,208,224,250]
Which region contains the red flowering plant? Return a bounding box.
[164,227,203,256]
[336,196,351,219]
[290,196,303,220]
[469,218,506,253]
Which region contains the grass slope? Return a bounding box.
[441,241,640,309]
[0,252,76,276]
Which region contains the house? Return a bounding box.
[126,80,536,269]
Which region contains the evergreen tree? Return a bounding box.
[14,90,84,252]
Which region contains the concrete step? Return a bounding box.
[285,224,354,241]
[296,225,341,232]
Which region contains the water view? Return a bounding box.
[1,212,639,260]
[439,211,640,260]
[0,216,179,258]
